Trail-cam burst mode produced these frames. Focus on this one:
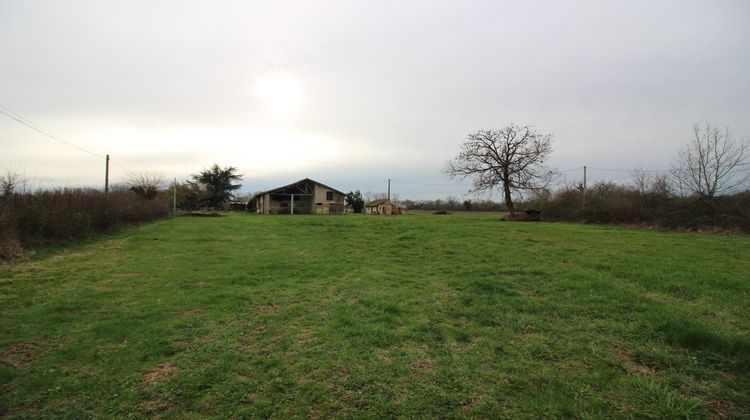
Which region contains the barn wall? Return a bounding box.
[265,195,314,214]
[313,185,345,214]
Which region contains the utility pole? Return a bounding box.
[387,179,391,202]
[104,154,110,194]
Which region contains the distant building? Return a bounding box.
[364,198,408,215]
[252,178,346,215]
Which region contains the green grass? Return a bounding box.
[1,212,749,418]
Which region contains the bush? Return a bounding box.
[541,182,750,231]
[0,188,170,259]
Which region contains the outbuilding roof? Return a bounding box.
[252,178,346,200]
[365,198,390,207]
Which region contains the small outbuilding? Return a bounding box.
[253,178,346,215]
[364,199,408,215]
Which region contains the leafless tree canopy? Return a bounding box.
[125,172,166,200]
[672,123,749,200]
[1,171,22,197]
[446,124,554,213]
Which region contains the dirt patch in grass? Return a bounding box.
[242,394,256,405]
[411,359,436,373]
[103,239,127,250]
[700,395,744,418]
[461,395,483,412]
[613,347,657,375]
[376,352,391,363]
[139,399,175,415]
[255,304,279,314]
[112,272,139,278]
[1,341,45,368]
[48,250,95,263]
[179,308,204,317]
[297,330,315,345]
[143,361,177,386]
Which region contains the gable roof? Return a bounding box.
[365,198,390,206]
[252,178,346,200]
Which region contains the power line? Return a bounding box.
[586,165,748,175]
[0,104,135,177]
[390,179,469,187]
[587,166,670,173]
[0,105,105,160]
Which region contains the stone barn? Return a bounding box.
[253,178,346,215]
[364,199,408,215]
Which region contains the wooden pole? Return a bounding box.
[104,154,110,194]
[387,179,391,202]
[290,194,294,215]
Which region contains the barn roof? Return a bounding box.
[365,198,390,207]
[252,178,346,199]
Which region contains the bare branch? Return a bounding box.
[125,171,166,200]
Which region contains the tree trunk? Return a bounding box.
[503,182,514,215]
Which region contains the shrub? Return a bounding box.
[541,182,750,231]
[0,188,170,259]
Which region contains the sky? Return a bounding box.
[1,0,749,200]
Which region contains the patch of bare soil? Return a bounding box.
[612,347,657,375]
[179,308,204,317]
[1,341,45,368]
[242,394,256,405]
[103,239,126,250]
[139,399,176,415]
[461,395,483,412]
[143,361,177,386]
[376,352,391,364]
[112,272,139,278]
[410,359,436,373]
[297,330,315,345]
[700,395,744,418]
[254,304,279,314]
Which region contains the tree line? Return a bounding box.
[445,122,749,230]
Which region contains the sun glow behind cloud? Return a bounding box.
[256,72,304,118]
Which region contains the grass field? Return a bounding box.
[1,212,749,418]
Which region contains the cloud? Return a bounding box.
[1,0,749,199]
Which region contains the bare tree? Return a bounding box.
[672,123,749,201]
[446,124,554,214]
[0,170,27,197]
[364,191,388,202]
[125,172,166,200]
[629,166,651,197]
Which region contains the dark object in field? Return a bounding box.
[182,212,222,217]
[433,210,450,215]
[501,209,542,221]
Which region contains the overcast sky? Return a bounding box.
[1,0,749,199]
